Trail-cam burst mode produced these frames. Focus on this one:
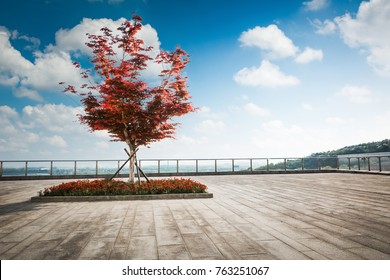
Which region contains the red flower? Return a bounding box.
[40,178,207,196]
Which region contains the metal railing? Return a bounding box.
[1,155,389,179]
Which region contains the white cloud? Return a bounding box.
[0,104,127,159]
[96,141,110,150]
[239,25,299,60]
[303,0,328,11]
[198,106,211,114]
[335,0,390,76]
[337,85,373,104]
[25,132,40,143]
[0,106,19,135]
[311,19,337,35]
[45,135,68,148]
[54,17,125,55]
[195,119,226,134]
[260,120,304,134]
[0,105,18,118]
[250,120,308,157]
[179,135,206,145]
[22,50,84,91]
[14,87,43,102]
[93,130,111,139]
[326,117,348,125]
[0,27,34,80]
[11,30,41,51]
[22,104,84,132]
[295,47,323,63]
[244,103,271,117]
[302,103,313,111]
[236,24,321,89]
[0,26,82,100]
[234,60,300,87]
[54,17,163,79]
[0,17,164,100]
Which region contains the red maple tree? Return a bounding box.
[63,15,195,183]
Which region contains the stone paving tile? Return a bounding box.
[44,231,92,259]
[347,235,390,255]
[0,225,41,242]
[301,250,329,260]
[78,237,116,260]
[241,253,277,260]
[298,238,364,259]
[182,233,223,259]
[154,214,176,228]
[204,218,239,233]
[127,236,157,260]
[212,242,243,260]
[155,226,184,246]
[237,223,277,241]
[305,227,362,249]
[114,227,132,248]
[219,232,266,256]
[176,219,203,234]
[109,247,127,260]
[158,244,191,260]
[258,240,311,260]
[170,208,193,220]
[348,247,390,260]
[132,216,155,237]
[13,240,60,259]
[154,206,171,216]
[0,232,46,259]
[202,225,229,245]
[0,218,35,234]
[0,242,17,255]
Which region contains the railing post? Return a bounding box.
[317,158,321,171]
[50,161,53,176]
[358,157,361,170]
[25,161,28,176]
[74,161,77,175]
[378,157,382,172]
[336,157,339,170]
[250,159,253,172]
[96,160,98,176]
[215,160,217,173]
[348,158,351,170]
[267,159,269,172]
[0,161,3,177]
[176,160,179,173]
[158,160,161,174]
[367,157,371,171]
[196,160,198,173]
[232,159,235,172]
[301,158,304,170]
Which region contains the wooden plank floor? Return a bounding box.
[0,173,389,259]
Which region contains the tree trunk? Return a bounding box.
[128,144,136,184]
[123,125,136,184]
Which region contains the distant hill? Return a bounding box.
[252,139,390,171]
[310,139,390,157]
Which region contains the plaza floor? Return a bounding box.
[0,173,389,260]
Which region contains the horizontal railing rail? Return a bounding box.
[1,155,389,179]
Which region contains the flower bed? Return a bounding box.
[39,178,208,197]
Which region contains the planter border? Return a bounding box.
[31,192,213,202]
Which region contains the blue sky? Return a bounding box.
[1,0,389,160]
